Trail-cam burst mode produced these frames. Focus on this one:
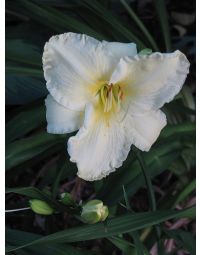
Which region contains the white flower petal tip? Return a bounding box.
[125,110,167,152]
[77,168,116,182]
[67,103,132,181]
[110,50,190,110]
[67,127,132,181]
[43,33,98,111]
[45,94,83,134]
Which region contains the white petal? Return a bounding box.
[110,50,190,110]
[124,109,167,151]
[45,94,83,134]
[102,41,137,60]
[67,103,131,181]
[43,32,137,111]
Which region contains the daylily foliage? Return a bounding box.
[43,32,189,181]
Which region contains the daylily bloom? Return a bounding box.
[43,32,189,181]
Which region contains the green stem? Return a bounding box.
[52,154,69,199]
[122,185,144,255]
[134,148,162,253]
[134,149,156,211]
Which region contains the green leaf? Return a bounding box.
[133,149,157,212]
[6,75,47,105]
[6,104,45,143]
[5,132,65,170]
[82,0,146,49]
[160,123,196,138]
[6,207,195,252]
[108,236,135,254]
[6,66,43,77]
[165,229,196,255]
[122,186,144,255]
[6,39,42,67]
[6,186,52,200]
[181,86,196,112]
[120,0,159,51]
[18,0,105,40]
[153,0,171,51]
[158,178,195,211]
[6,228,94,255]
[133,148,161,249]
[98,140,182,205]
[122,152,179,203]
[171,179,196,207]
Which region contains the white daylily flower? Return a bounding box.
[43,32,190,181]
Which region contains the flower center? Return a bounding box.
[99,83,124,113]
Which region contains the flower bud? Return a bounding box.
[139,48,152,56]
[60,192,75,206]
[81,200,109,224]
[29,199,54,215]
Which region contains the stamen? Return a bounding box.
[119,91,124,101]
[100,86,106,105]
[98,83,124,113]
[107,88,113,112]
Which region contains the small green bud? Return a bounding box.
[29,199,54,215]
[101,205,109,221]
[81,200,109,224]
[138,48,152,56]
[60,192,75,206]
